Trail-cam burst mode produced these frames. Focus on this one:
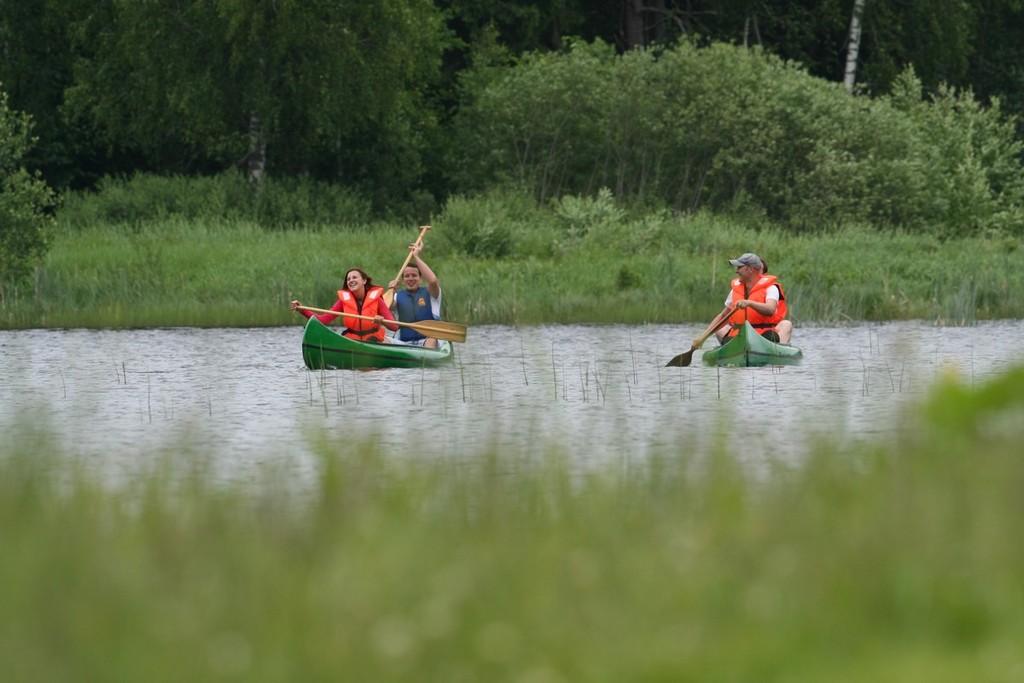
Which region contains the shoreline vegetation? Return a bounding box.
[7,36,1024,327]
[1,192,1020,330]
[3,367,1024,679]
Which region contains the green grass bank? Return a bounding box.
[2,212,1021,329]
[3,367,1024,680]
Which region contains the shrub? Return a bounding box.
[252,175,373,228]
[0,88,55,301]
[552,187,626,241]
[615,264,642,289]
[456,40,1024,238]
[887,68,1024,238]
[434,187,547,258]
[57,172,373,229]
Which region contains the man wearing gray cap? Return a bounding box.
[711,252,793,345]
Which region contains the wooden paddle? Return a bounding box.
[382,225,431,308]
[665,305,737,367]
[298,305,467,343]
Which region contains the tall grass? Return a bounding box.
[1,187,1021,328]
[2,219,407,328]
[3,367,1024,679]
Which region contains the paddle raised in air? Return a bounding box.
[382,225,430,309]
[665,306,736,367]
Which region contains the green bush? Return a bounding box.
[59,173,243,228]
[0,87,55,301]
[603,210,681,254]
[452,39,614,203]
[252,175,374,228]
[552,187,625,241]
[456,40,1024,238]
[57,172,373,230]
[887,69,1024,238]
[433,187,547,258]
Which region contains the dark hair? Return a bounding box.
[402,263,421,274]
[342,267,373,290]
[761,259,768,273]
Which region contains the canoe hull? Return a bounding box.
[701,322,803,367]
[301,317,453,370]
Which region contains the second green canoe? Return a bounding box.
[302,317,454,370]
[701,321,803,367]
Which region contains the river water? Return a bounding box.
[2,321,1022,481]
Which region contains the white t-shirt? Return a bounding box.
[428,289,442,318]
[725,285,779,307]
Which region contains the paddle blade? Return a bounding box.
[665,347,695,367]
[403,319,467,343]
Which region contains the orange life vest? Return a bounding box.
[337,286,386,342]
[726,274,787,338]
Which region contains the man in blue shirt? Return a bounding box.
[388,242,443,348]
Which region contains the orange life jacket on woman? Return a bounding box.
[725,275,787,338]
[337,286,387,342]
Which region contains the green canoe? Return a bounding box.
[301,317,454,370]
[701,321,803,367]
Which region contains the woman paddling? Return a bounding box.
[291,268,399,343]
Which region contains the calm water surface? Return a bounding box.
[2,322,1022,479]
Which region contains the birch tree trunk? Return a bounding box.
[843,0,867,93]
[743,15,762,48]
[246,112,266,184]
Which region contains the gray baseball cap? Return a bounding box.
[729,253,763,269]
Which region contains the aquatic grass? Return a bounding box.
[3,367,1024,679]
[1,212,1022,328]
[4,219,415,327]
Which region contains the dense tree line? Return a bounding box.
[2,0,449,204]
[4,0,1024,199]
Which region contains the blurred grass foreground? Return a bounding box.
[3,366,1024,681]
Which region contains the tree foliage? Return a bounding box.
[0,88,55,300]
[0,0,94,188]
[61,0,450,206]
[456,41,1024,237]
[3,0,1024,232]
